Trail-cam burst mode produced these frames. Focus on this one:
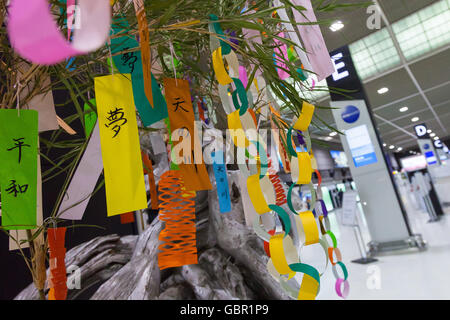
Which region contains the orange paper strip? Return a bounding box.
[163,78,212,191]
[142,151,158,210]
[158,170,198,270]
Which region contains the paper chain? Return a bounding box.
[208,14,349,300]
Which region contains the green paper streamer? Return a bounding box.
[111,17,168,127]
[0,110,38,230]
[289,263,321,284]
[269,204,291,238]
[84,98,97,137]
[209,14,231,55]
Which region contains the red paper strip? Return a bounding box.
[120,212,135,224]
[47,227,67,300]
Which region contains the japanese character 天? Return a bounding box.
[105,107,128,138]
[7,137,30,163]
[172,97,188,113]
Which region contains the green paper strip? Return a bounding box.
[286,126,297,158]
[326,230,338,248]
[334,261,348,281]
[287,183,297,214]
[0,110,38,230]
[231,78,249,116]
[111,17,168,127]
[269,204,291,238]
[84,98,97,137]
[289,263,321,284]
[209,14,231,55]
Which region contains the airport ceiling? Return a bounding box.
[308,0,450,152]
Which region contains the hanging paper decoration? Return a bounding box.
[47,227,68,300]
[9,155,44,251]
[211,151,231,213]
[274,32,290,80]
[132,0,153,107]
[0,110,38,230]
[58,122,103,220]
[111,17,168,126]
[208,15,349,300]
[120,212,135,224]
[273,0,313,74]
[94,74,148,216]
[290,0,335,81]
[158,171,198,270]
[142,151,159,210]
[164,78,212,191]
[7,0,111,65]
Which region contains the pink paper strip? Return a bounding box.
[291,0,335,81]
[274,32,290,80]
[58,122,103,220]
[239,66,249,89]
[67,0,76,39]
[7,0,111,65]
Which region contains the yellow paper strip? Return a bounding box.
[293,101,315,131]
[94,74,147,216]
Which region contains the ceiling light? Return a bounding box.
[325,136,333,141]
[330,21,344,32]
[397,147,403,151]
[377,87,389,94]
[411,117,419,122]
[383,143,387,147]
[329,132,338,137]
[399,106,408,112]
[427,130,432,133]
[430,133,436,137]
[434,137,439,140]
[389,145,395,149]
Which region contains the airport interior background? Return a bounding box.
[1,0,450,301]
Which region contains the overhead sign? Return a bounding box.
[434,139,443,149]
[414,123,429,138]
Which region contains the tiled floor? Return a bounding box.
[314,204,450,300]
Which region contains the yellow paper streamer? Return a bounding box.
[247,174,271,214]
[94,74,147,216]
[293,101,315,131]
[212,47,232,85]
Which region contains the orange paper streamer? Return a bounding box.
[133,0,153,107]
[142,151,158,210]
[268,159,287,206]
[47,227,67,300]
[163,78,212,191]
[158,170,198,270]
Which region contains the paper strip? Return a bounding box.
[212,151,232,213]
[111,17,168,126]
[8,0,111,65]
[291,0,335,81]
[58,122,103,220]
[0,110,38,230]
[158,170,198,270]
[94,74,148,216]
[164,78,212,191]
[142,151,158,210]
[9,154,44,250]
[47,227,67,300]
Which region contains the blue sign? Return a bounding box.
[425,151,437,165]
[341,105,360,124]
[345,125,378,168]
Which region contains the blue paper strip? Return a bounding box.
[212,150,231,213]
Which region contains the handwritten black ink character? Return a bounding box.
[105,107,128,138]
[5,180,28,197]
[7,138,30,163]
[121,47,138,73]
[173,97,188,113]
